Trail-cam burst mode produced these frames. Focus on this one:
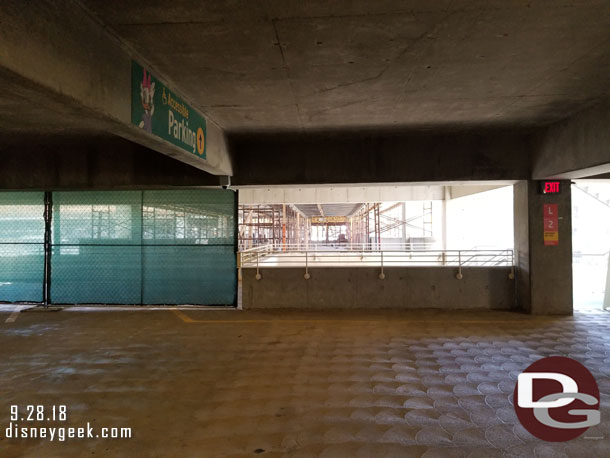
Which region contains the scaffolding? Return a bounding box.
[238,204,304,250]
[239,201,436,251]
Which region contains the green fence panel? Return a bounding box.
[49,189,236,305]
[142,246,236,304]
[142,190,235,245]
[50,191,143,304]
[142,190,236,305]
[0,192,45,302]
[51,245,142,304]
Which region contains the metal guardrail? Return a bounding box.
[238,242,436,252]
[573,251,610,258]
[237,245,515,281]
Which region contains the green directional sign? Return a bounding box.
[131,61,207,159]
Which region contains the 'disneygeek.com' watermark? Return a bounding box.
[3,405,131,442]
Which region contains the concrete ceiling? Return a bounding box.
[80,0,610,132]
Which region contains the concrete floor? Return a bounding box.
[1,307,609,457]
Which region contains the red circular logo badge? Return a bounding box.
[513,356,600,441]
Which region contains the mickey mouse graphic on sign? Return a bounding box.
[138,69,155,133]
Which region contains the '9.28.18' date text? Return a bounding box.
[10,405,67,422]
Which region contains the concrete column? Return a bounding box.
[514,180,573,314]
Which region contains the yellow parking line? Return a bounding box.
[172,309,196,323]
[4,307,20,323]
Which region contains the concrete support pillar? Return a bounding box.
[514,180,573,314]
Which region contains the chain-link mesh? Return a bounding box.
[50,191,143,304]
[141,190,236,304]
[49,189,236,305]
[0,192,45,302]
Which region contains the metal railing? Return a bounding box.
[238,241,437,252]
[237,245,514,281]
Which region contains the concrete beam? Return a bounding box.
[533,100,610,179]
[0,0,232,176]
[0,135,218,190]
[230,129,533,186]
[447,184,510,200]
[238,184,446,204]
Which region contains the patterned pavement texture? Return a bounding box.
[0,307,609,457]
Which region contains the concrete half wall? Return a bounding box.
[242,267,515,310]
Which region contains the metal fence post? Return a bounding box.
[43,191,53,307]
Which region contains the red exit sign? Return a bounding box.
[539,181,561,194]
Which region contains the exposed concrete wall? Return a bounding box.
[513,180,573,315]
[533,100,610,179]
[0,135,218,190]
[242,267,515,310]
[230,129,533,185]
[0,0,232,175]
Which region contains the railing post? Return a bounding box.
[379,250,385,280]
[456,250,463,280]
[509,249,515,280]
[304,250,310,280]
[255,252,262,280]
[237,251,242,282]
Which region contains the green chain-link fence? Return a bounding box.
[0,192,46,302]
[0,189,236,305]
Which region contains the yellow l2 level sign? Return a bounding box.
[543,204,558,246]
